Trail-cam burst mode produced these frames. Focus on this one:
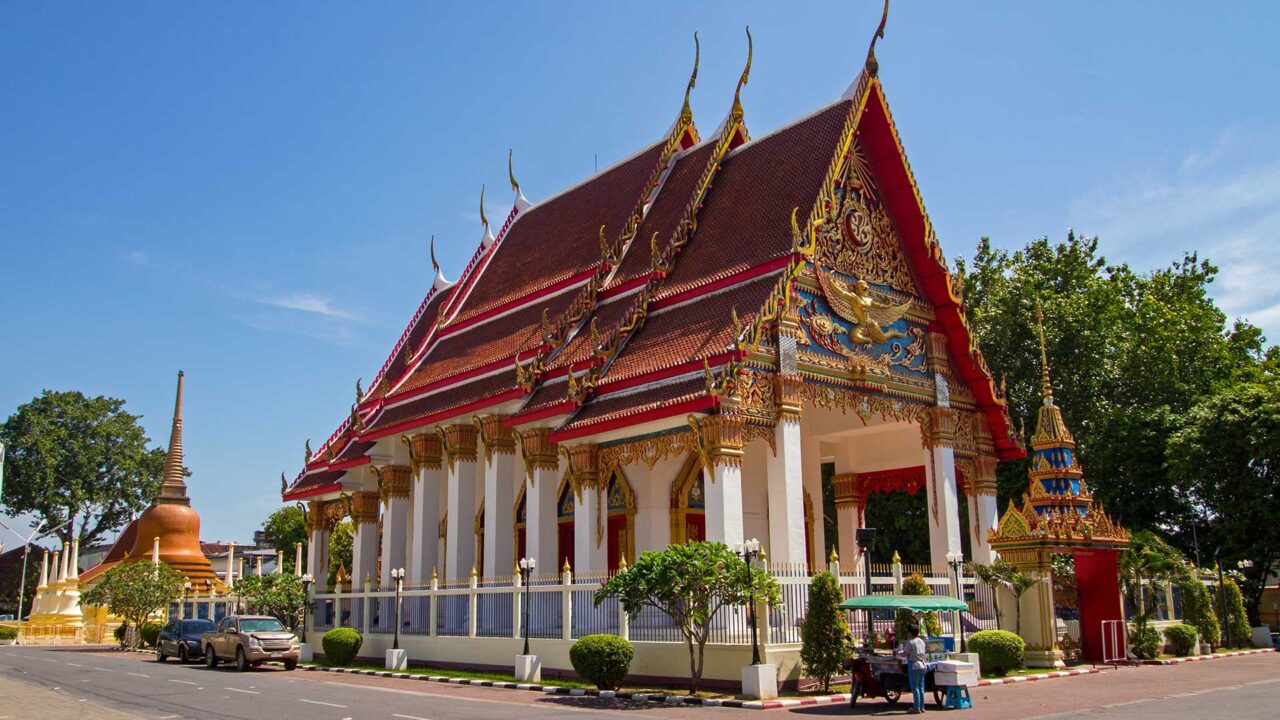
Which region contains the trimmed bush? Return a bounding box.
[140,622,163,648]
[569,634,634,690]
[968,629,1025,676]
[1129,625,1161,659]
[800,572,852,693]
[1165,624,1198,657]
[0,626,18,641]
[322,627,363,666]
[1178,577,1220,647]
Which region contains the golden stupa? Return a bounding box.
[119,370,219,584]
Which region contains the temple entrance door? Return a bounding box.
[671,455,706,544]
[607,515,627,571]
[557,479,575,572]
[604,470,636,571]
[1073,547,1124,662]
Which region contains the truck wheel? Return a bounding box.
[235,647,250,672]
[178,645,189,663]
[283,659,297,671]
[204,646,218,668]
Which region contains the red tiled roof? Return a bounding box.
[367,368,520,436]
[603,272,780,384]
[656,101,851,301]
[449,143,666,325]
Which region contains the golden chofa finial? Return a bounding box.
[730,27,753,121]
[866,0,890,77]
[1035,300,1054,403]
[304,438,313,464]
[430,234,439,273]
[355,377,364,403]
[479,184,489,230]
[598,224,618,265]
[508,148,520,194]
[681,32,700,121]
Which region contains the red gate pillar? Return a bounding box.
[1073,547,1123,662]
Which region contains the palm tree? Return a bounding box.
[1006,570,1039,637]
[1120,531,1184,636]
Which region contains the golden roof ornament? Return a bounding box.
[356,377,364,404]
[865,0,890,78]
[280,472,287,496]
[508,148,520,194]
[305,438,313,465]
[430,234,440,273]
[479,184,489,230]
[598,224,618,265]
[729,27,753,124]
[680,32,699,125]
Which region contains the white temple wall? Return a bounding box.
[741,441,770,548]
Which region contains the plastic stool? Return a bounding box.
[944,686,972,709]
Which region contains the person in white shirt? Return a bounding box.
[896,623,928,713]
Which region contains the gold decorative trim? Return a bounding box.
[473,414,516,461]
[517,428,558,483]
[687,413,746,470]
[437,423,479,472]
[373,464,412,503]
[349,491,379,526]
[598,431,698,480]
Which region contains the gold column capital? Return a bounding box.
[373,464,412,503]
[517,427,559,483]
[775,373,805,423]
[403,433,443,472]
[688,413,746,470]
[437,423,479,472]
[349,490,380,525]
[561,443,599,499]
[474,414,516,461]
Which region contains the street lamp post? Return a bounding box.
[735,539,763,666]
[300,573,314,644]
[182,581,191,620]
[518,557,536,656]
[391,568,405,651]
[945,551,967,654]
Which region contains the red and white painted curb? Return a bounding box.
[976,667,1100,686]
[1141,648,1272,665]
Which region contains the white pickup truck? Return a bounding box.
[201,615,300,671]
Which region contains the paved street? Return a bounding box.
[0,646,1276,720]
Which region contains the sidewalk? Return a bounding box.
[0,672,143,720]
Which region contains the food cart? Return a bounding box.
[836,594,974,708]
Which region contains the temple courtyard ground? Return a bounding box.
[0,646,1275,720]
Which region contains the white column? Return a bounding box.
[518,429,560,574]
[969,455,1000,564]
[924,444,964,569]
[409,462,442,585]
[702,463,744,547]
[766,417,807,565]
[442,424,479,581]
[801,432,825,569]
[479,417,517,579]
[351,491,380,587]
[307,523,329,589]
[378,465,411,586]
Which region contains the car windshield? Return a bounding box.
[182,620,215,634]
[239,618,286,633]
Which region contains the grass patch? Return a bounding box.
[304,661,591,688]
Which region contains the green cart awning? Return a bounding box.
[837,594,968,612]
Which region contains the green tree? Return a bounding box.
[800,571,851,693]
[1167,375,1280,624]
[80,561,186,648]
[327,521,353,585]
[895,573,943,639]
[1120,531,1183,629]
[1,391,175,547]
[0,544,41,618]
[594,542,780,695]
[1220,576,1251,648]
[958,234,1262,545]
[233,573,310,632]
[1177,570,1220,648]
[260,507,307,574]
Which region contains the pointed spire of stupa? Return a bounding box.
[1035,302,1054,404]
[157,370,191,506]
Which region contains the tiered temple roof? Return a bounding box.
[285,24,1024,502]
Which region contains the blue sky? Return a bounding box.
[2,1,1277,548]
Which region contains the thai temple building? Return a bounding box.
[988,307,1128,666]
[23,371,222,644]
[283,13,1044,684]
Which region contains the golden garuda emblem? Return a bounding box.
[816,268,911,344]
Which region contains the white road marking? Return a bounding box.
[299,699,347,707]
[92,667,114,672]
[225,687,259,694]
[392,714,433,720]
[168,679,198,685]
[64,662,83,667]
[127,672,150,678]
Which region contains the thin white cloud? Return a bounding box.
[1067,126,1280,344]
[123,250,151,266]
[254,292,363,322]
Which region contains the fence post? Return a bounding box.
[429,569,438,638]
[891,552,903,593]
[561,561,573,641]
[512,568,523,641]
[361,576,372,636]
[468,567,479,638]
[334,583,344,628]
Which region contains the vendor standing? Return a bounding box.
[896,624,927,713]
